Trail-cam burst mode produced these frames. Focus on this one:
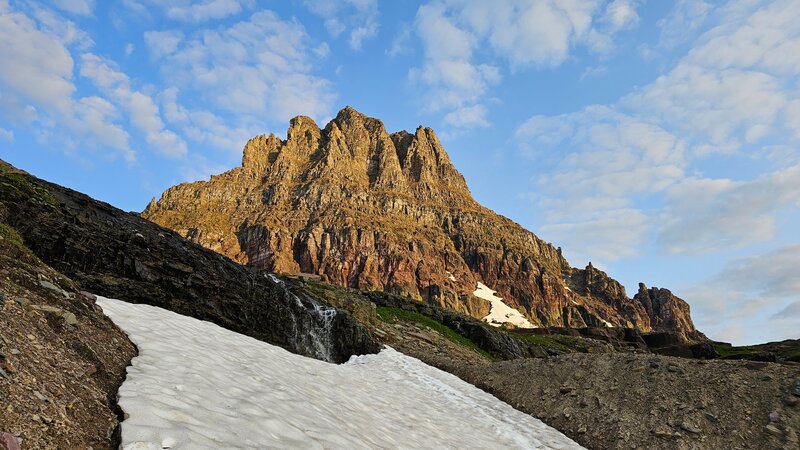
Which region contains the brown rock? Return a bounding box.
[143,106,703,338]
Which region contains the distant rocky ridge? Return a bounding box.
[143,106,703,341]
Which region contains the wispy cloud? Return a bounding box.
[684,243,800,344]
[410,0,642,130]
[145,0,245,22]
[161,87,255,153]
[656,0,713,50]
[0,5,133,160]
[515,0,800,262]
[517,105,685,260]
[80,53,187,158]
[147,10,335,124]
[143,30,184,59]
[659,166,800,253]
[0,127,13,141]
[52,0,95,16]
[303,0,379,50]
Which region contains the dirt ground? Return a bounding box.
[0,228,135,450]
[377,312,800,450]
[453,353,800,449]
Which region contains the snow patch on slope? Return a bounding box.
[474,282,536,329]
[447,271,456,282]
[97,297,581,449]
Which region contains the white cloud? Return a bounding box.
[411,0,642,129]
[443,104,489,128]
[0,9,75,115]
[0,127,12,140]
[580,65,607,80]
[387,23,413,57]
[516,105,686,260]
[659,165,800,253]
[144,30,184,59]
[161,87,254,152]
[154,10,335,123]
[516,0,800,263]
[31,5,94,48]
[73,96,134,161]
[453,0,600,68]
[602,0,639,31]
[518,105,686,198]
[685,243,800,344]
[656,0,713,49]
[689,0,800,75]
[626,0,800,154]
[627,65,788,154]
[80,53,187,158]
[540,206,648,263]
[0,7,133,159]
[304,0,379,50]
[53,0,95,16]
[165,0,242,22]
[409,2,497,119]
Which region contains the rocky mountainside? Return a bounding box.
[143,106,702,341]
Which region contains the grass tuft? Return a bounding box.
[376,306,492,359]
[0,223,24,249]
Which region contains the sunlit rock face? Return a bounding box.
[143,106,702,340]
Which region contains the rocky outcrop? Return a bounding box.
[0,161,379,363]
[143,106,702,340]
[634,283,704,341]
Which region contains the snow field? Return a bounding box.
[97,296,582,450]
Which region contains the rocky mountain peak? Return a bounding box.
[237,107,471,200]
[142,106,703,340]
[241,133,281,174]
[332,105,382,130]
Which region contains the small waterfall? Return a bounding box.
[267,274,338,362]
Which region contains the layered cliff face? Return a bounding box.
[143,106,702,340]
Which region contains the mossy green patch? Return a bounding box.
[712,343,761,358]
[712,342,800,360]
[783,349,800,359]
[0,222,24,249]
[303,278,360,304]
[0,222,36,263]
[0,172,57,209]
[505,332,573,352]
[376,306,492,360]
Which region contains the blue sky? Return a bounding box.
[1,0,798,345]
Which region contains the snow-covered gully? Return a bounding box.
[98,297,584,449]
[474,282,536,329]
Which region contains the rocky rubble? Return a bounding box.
[453,354,800,450]
[0,221,135,448]
[143,106,702,340]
